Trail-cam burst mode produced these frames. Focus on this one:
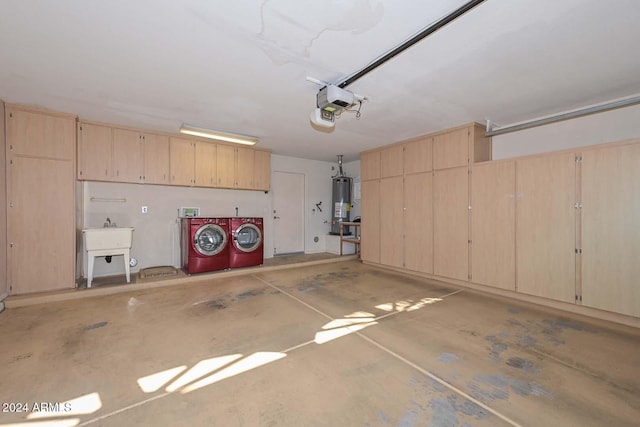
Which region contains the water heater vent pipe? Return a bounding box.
[334,155,346,178]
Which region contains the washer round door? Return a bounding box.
[193,224,228,256]
[233,224,262,253]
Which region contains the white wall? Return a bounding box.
[271,155,335,254]
[492,104,640,159]
[83,181,271,278]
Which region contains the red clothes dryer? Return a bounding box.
[229,217,264,268]
[181,217,230,274]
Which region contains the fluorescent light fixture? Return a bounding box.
[179,124,258,146]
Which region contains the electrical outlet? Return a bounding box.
[142,206,148,214]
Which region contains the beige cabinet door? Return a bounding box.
[361,150,380,181]
[169,137,195,186]
[254,150,271,191]
[8,157,75,294]
[112,128,143,183]
[433,127,469,170]
[6,107,75,159]
[78,122,112,181]
[404,137,433,174]
[380,176,404,268]
[471,161,516,290]
[581,144,640,317]
[434,167,469,280]
[516,153,576,303]
[194,141,217,187]
[404,172,433,274]
[236,147,255,189]
[143,133,170,185]
[361,180,380,263]
[380,145,403,178]
[216,144,236,188]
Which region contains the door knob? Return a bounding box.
[274,216,280,219]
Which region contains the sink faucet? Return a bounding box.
[104,217,111,228]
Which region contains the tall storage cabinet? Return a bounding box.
[361,121,640,323]
[515,153,576,303]
[404,172,433,273]
[379,176,404,268]
[581,144,640,317]
[6,105,76,294]
[470,161,516,290]
[0,101,6,294]
[360,123,489,277]
[433,167,469,281]
[360,180,380,263]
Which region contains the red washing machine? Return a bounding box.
[229,217,264,268]
[181,217,230,274]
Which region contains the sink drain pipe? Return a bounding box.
[0,291,8,313]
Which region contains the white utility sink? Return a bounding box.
[82,227,134,288]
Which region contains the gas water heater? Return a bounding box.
[330,155,352,235]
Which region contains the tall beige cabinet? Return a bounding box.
[0,101,6,295]
[470,161,516,290]
[5,105,76,294]
[433,167,469,280]
[581,143,640,317]
[361,121,640,324]
[432,123,491,282]
[360,123,490,275]
[515,153,576,303]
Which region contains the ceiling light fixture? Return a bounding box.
[179,124,258,146]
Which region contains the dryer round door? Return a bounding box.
[233,224,262,253]
[194,224,228,256]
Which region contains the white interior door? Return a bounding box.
[272,171,304,255]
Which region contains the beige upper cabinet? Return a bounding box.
[6,106,75,160]
[433,124,491,170]
[143,132,170,185]
[403,137,433,174]
[194,141,217,187]
[169,137,195,186]
[216,144,236,188]
[78,122,112,181]
[434,166,469,281]
[581,143,640,317]
[112,127,143,183]
[380,145,404,178]
[516,152,576,303]
[404,172,433,274]
[361,150,380,181]
[471,161,516,290]
[379,176,404,268]
[361,179,381,264]
[253,150,271,191]
[236,146,255,189]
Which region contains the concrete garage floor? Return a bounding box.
[0,261,639,426]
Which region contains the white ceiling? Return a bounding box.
[1,0,639,162]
